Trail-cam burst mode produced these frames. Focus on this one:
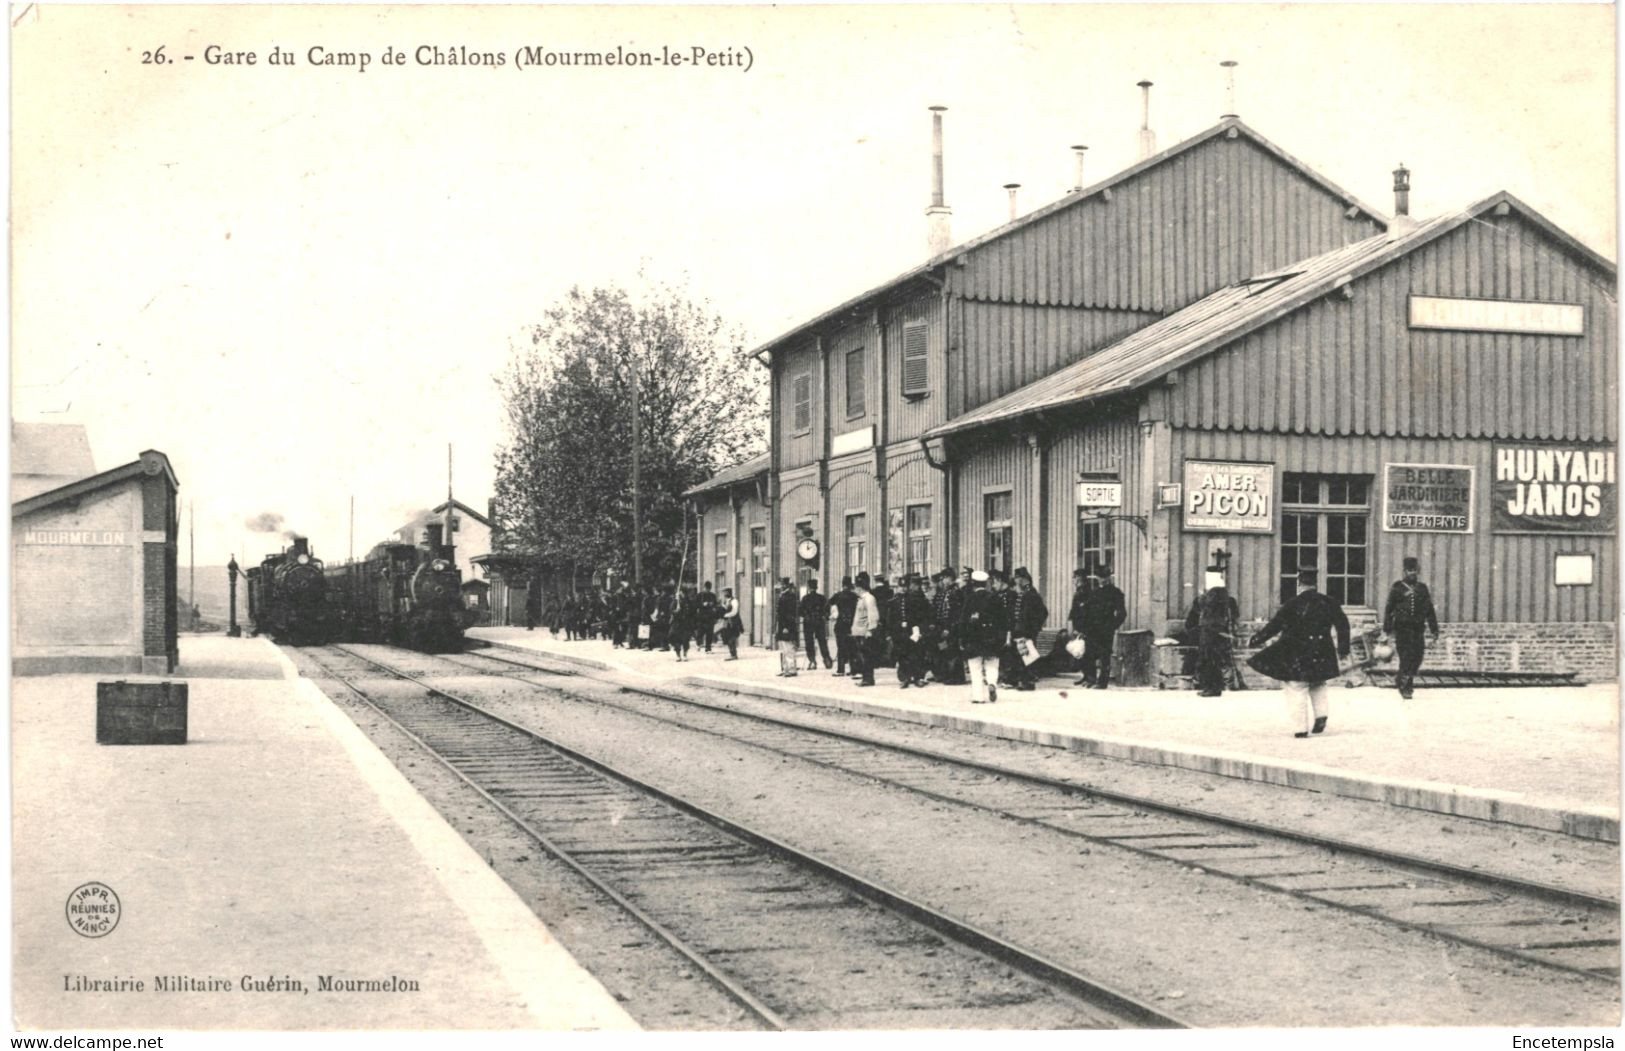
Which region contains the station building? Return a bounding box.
[12,427,180,675]
[693,113,1617,678]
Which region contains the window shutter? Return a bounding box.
[793,374,811,432]
[901,323,929,396]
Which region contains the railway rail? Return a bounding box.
[430,644,1620,984]
[303,644,1188,1030]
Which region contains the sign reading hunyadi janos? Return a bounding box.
[1183,460,1273,533]
[1492,445,1616,534]
[1408,296,1585,336]
[1383,464,1474,533]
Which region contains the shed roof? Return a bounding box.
[12,450,178,518]
[683,452,771,497]
[926,191,1613,440]
[749,118,1391,362]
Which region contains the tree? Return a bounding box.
[494,279,766,589]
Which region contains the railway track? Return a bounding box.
[303,644,1187,1030]
[430,644,1621,985]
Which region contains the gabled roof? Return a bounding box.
[394,498,491,539]
[926,191,1613,440]
[749,118,1391,363]
[13,450,177,518]
[683,453,771,498]
[432,499,491,528]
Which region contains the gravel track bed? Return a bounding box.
[290,647,759,1030]
[304,647,1135,1030]
[360,646,1618,1027]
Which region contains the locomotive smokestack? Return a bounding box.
[289,537,309,559]
[926,105,953,256]
[426,523,444,550]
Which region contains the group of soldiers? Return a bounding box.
[772,564,1128,704]
[535,580,744,660]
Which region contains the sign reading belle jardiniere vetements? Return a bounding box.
[1183,461,1273,533]
[1383,464,1474,533]
[1492,445,1617,534]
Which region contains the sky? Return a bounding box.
[10,3,1616,568]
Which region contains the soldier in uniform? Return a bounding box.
[800,578,832,670]
[696,581,720,653]
[1382,556,1440,699]
[1078,566,1127,689]
[959,570,1010,704]
[1066,569,1093,685]
[890,574,935,687]
[1249,567,1352,737]
[827,576,858,676]
[1005,567,1048,691]
[775,577,801,676]
[929,567,966,685]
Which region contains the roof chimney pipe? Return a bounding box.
[1392,163,1410,217]
[926,106,952,256]
[1071,145,1088,191]
[1220,60,1239,119]
[1137,80,1156,160]
[1003,182,1021,221]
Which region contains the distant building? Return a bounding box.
[12,438,179,675]
[389,500,492,581]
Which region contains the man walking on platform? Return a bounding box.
[1383,556,1440,699]
[1186,566,1241,697]
[1077,566,1126,689]
[827,577,858,676]
[1249,567,1351,737]
[775,577,801,676]
[959,570,1009,704]
[800,578,832,670]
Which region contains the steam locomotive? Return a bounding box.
[245,522,467,652]
[244,536,330,645]
[323,520,467,652]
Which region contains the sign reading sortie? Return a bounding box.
[1492,445,1616,534]
[1183,460,1273,533]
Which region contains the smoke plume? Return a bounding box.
[245,512,285,533]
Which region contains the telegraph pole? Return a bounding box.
[630,349,642,587]
[348,495,354,563]
[188,501,195,624]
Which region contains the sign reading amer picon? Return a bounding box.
[1183,461,1273,533]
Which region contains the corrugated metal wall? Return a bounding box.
[961,301,1161,410]
[958,134,1381,313]
[776,466,823,588]
[826,453,882,581]
[953,437,1031,575]
[1166,430,1616,626]
[1171,214,1618,442]
[776,340,823,470]
[693,485,770,647]
[1042,411,1145,631]
[827,314,874,444]
[884,291,947,440]
[883,447,944,578]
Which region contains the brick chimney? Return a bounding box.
[1137,80,1157,160]
[926,106,952,255]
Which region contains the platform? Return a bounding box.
[11,634,639,1031]
[469,627,1621,843]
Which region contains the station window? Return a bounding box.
[791,373,812,434]
[845,513,868,578]
[900,322,929,398]
[1280,474,1370,606]
[1077,516,1114,577]
[713,531,729,592]
[906,504,933,578]
[984,491,1013,575]
[845,348,866,419]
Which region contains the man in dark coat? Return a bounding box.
[869,575,896,668]
[1004,567,1048,691]
[775,577,801,676]
[800,578,832,670]
[696,581,720,653]
[827,577,858,676]
[890,574,936,687]
[1186,567,1241,697]
[1249,567,1352,737]
[1077,566,1127,689]
[929,567,966,685]
[958,570,1010,704]
[1066,569,1093,685]
[1382,556,1440,699]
